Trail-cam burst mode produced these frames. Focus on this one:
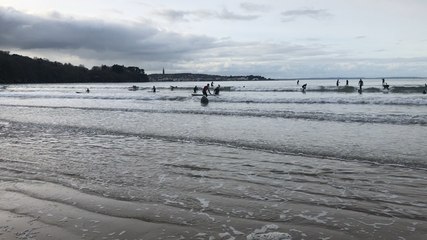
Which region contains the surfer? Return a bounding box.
[336,79,340,87]
[358,79,364,91]
[193,85,198,93]
[152,86,156,92]
[86,88,90,93]
[383,83,390,90]
[346,80,349,86]
[202,84,211,97]
[211,81,214,87]
[297,80,299,85]
[382,79,389,90]
[301,83,307,92]
[214,85,220,95]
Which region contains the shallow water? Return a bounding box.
[0,79,426,239]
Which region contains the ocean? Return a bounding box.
[0,78,426,239]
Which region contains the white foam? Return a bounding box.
[219,232,235,240]
[196,197,210,208]
[247,224,292,240]
[296,211,328,224]
[247,232,292,240]
[196,212,215,221]
[229,226,244,235]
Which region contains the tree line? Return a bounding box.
[0,51,148,84]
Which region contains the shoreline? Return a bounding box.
[1,158,426,240]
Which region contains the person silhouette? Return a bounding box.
[358,79,364,93]
[214,85,220,95]
[301,83,307,92]
[202,84,211,97]
[383,83,390,90]
[358,79,363,90]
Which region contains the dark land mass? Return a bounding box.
[0,50,148,84]
[0,51,268,84]
[149,73,268,82]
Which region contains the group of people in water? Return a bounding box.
[136,78,427,96]
[298,78,368,93]
[296,78,426,94]
[195,81,220,96]
[149,81,221,96]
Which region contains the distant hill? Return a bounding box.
[149,73,268,82]
[0,50,148,84]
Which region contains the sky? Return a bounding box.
[1,0,427,78]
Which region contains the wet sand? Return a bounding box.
[1,159,426,240]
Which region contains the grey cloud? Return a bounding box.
[157,8,258,22]
[2,8,424,78]
[281,8,332,22]
[0,7,217,62]
[240,2,270,12]
[157,9,215,22]
[157,9,191,22]
[217,8,259,20]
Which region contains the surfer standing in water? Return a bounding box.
[202,84,211,97]
[358,79,364,93]
[214,85,220,95]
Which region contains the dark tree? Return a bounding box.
[0,51,149,84]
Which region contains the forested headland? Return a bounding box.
[0,51,148,84]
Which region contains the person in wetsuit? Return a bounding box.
[214,85,220,95]
[202,84,211,97]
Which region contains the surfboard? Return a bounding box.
[192,93,204,96]
[128,86,139,91]
[201,96,209,105]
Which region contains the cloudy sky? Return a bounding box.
[1,0,427,78]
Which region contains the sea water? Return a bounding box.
[0,79,426,239]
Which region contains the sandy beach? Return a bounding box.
[1,141,426,239]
